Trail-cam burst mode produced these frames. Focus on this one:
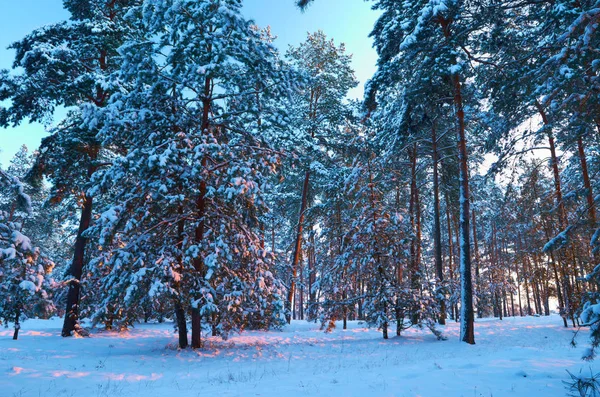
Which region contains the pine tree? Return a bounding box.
[366,0,499,344]
[0,169,54,340]
[0,0,142,337]
[282,31,357,323]
[89,0,293,348]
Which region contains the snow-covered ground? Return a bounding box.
[1,315,595,396]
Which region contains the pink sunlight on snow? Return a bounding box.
[1,315,597,396]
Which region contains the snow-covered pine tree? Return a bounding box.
[365,0,507,344]
[326,133,442,339]
[280,31,357,323]
[89,0,293,348]
[3,146,70,287]
[478,0,598,328]
[0,0,142,337]
[0,169,54,340]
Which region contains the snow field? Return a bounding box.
[1,314,595,396]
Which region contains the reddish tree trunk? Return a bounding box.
[288,170,310,323]
[62,168,94,337]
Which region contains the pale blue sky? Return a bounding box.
[0,0,379,166]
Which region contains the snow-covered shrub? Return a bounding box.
[564,368,600,397]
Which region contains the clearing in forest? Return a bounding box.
[0,314,595,396]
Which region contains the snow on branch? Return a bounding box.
[0,168,33,216]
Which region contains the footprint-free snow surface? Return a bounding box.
[1,315,596,396]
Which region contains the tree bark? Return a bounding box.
[175,301,188,349]
[453,71,475,344]
[408,144,422,325]
[472,209,482,319]
[191,75,213,348]
[523,256,533,315]
[175,207,188,349]
[445,197,455,320]
[578,137,597,273]
[299,254,305,321]
[578,137,596,228]
[62,173,94,337]
[288,170,310,323]
[432,122,446,325]
[13,308,20,340]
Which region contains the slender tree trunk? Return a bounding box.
[288,86,320,323]
[357,279,363,321]
[453,213,461,322]
[531,256,542,315]
[272,215,276,253]
[515,255,523,317]
[299,254,305,321]
[175,207,188,349]
[409,144,422,324]
[191,75,213,349]
[535,158,569,325]
[523,257,533,315]
[445,199,455,320]
[343,289,348,330]
[432,122,446,325]
[409,147,417,280]
[472,209,482,319]
[538,256,551,316]
[367,159,388,339]
[578,137,597,227]
[455,72,475,343]
[537,103,575,325]
[578,136,598,272]
[308,233,316,319]
[437,14,474,344]
[288,170,310,323]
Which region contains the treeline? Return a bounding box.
[0,0,599,353]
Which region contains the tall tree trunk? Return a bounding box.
[537,103,575,324]
[453,213,461,322]
[432,122,446,325]
[472,209,482,319]
[437,14,474,344]
[308,233,316,319]
[578,137,597,228]
[288,170,310,323]
[409,144,422,325]
[454,71,474,344]
[191,75,213,349]
[578,136,597,272]
[367,159,388,339]
[515,253,523,317]
[62,20,114,336]
[62,169,94,337]
[299,254,305,321]
[445,198,455,320]
[536,103,566,226]
[288,86,320,323]
[523,256,533,315]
